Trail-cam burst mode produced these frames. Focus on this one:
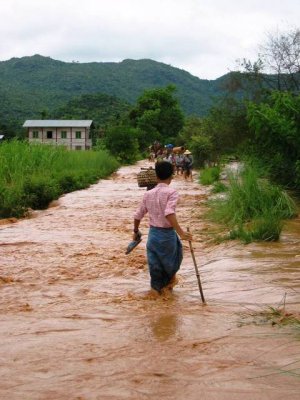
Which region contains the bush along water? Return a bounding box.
[207,163,297,243]
[0,140,119,218]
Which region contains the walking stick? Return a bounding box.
[187,227,206,304]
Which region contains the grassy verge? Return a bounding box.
[0,140,119,218]
[206,163,297,243]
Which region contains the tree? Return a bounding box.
[237,27,300,93]
[103,124,140,164]
[128,85,184,149]
[178,116,213,166]
[260,28,300,92]
[189,135,213,167]
[247,91,300,187]
[201,97,250,159]
[177,116,203,145]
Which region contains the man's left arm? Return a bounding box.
[165,191,192,241]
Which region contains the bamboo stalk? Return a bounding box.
[187,227,206,304]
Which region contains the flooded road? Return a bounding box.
[0,160,299,400]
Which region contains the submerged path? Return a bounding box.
[0,160,299,400]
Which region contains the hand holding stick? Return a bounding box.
[187,227,206,304]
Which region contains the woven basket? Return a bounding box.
[137,168,157,187]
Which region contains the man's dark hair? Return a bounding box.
[155,161,173,180]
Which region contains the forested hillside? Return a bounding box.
[53,93,131,128]
[0,54,225,136]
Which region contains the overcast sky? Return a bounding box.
[0,0,299,79]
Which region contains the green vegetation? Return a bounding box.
[211,181,227,194]
[0,140,119,218]
[199,166,220,185]
[207,163,297,243]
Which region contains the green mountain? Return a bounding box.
[0,54,227,137]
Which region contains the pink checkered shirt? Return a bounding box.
[134,183,178,228]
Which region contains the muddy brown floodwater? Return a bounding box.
[0,160,300,400]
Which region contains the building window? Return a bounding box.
[86,145,91,150]
[32,130,39,138]
[47,131,53,139]
[61,131,67,139]
[75,146,82,150]
[75,131,81,139]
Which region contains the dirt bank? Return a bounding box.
[0,160,299,400]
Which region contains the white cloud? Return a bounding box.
[0,0,299,79]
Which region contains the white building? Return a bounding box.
[23,120,93,150]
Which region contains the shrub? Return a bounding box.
[23,176,60,209]
[0,186,27,218]
[57,174,79,193]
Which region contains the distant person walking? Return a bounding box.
[175,153,184,175]
[182,150,193,181]
[132,161,192,294]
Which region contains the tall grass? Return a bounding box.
[0,140,119,218]
[199,166,220,185]
[208,163,297,243]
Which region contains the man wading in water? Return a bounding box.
[133,161,192,295]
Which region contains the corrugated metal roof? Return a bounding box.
[23,120,93,128]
